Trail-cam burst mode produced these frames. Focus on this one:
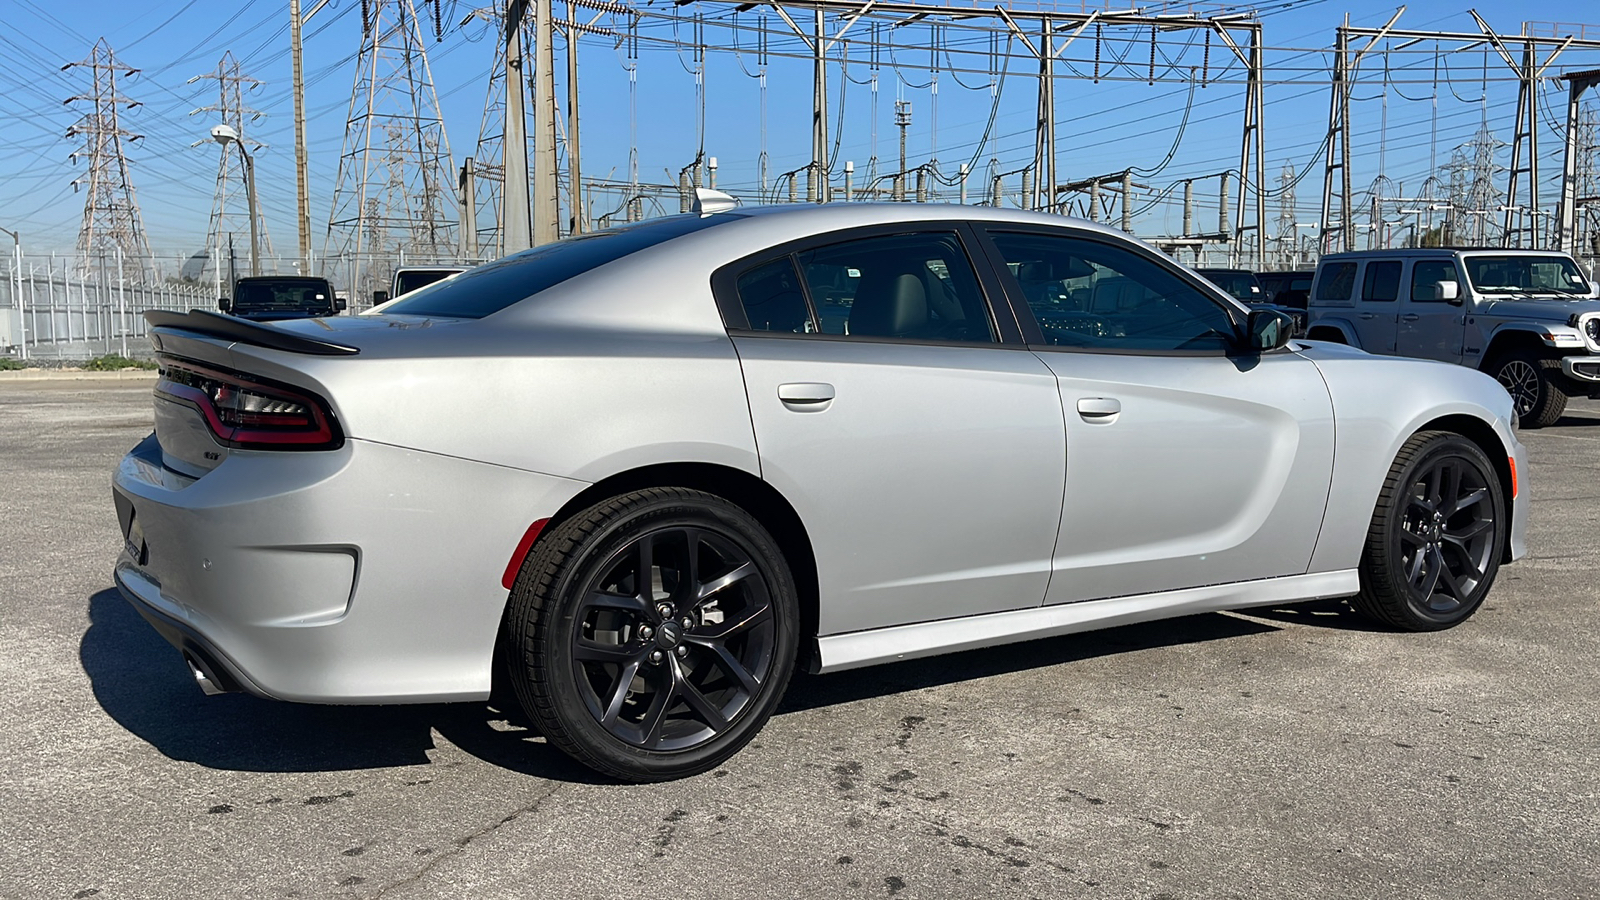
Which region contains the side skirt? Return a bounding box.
[813,569,1359,673]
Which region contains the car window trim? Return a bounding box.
[969,224,1262,357]
[710,222,1023,345]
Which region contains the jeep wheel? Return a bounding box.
[1492,349,1566,428]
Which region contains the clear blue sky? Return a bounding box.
[2,0,1597,260]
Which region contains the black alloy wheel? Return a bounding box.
[1353,431,1506,631]
[1493,349,1566,428]
[506,488,798,782]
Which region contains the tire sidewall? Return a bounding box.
[521,492,799,780]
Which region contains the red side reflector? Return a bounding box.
[1508,456,1518,499]
[502,518,550,590]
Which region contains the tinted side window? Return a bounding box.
[988,231,1237,352]
[1362,261,1402,302]
[794,233,995,343]
[736,257,811,333]
[1316,263,1358,304]
[1411,260,1459,303]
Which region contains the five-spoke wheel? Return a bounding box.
[506,488,797,781]
[1354,431,1506,631]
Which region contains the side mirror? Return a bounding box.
[218,297,232,314]
[371,290,390,305]
[1437,280,1462,305]
[1245,308,1295,352]
[335,298,348,311]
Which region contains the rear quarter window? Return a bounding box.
[1315,263,1358,306]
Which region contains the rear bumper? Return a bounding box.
[111,432,588,704]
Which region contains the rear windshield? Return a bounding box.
[234,280,335,314]
[381,214,745,319]
[1463,255,1591,296]
[1198,270,1262,302]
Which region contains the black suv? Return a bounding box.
[1195,267,1307,335]
[221,276,344,321]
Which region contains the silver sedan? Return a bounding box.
[112,203,1528,781]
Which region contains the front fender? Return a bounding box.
[1294,348,1525,573]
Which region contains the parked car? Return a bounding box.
[220,275,343,321]
[115,204,1526,782]
[1304,247,1600,427]
[1257,270,1313,310]
[369,265,469,308]
[1195,267,1307,335]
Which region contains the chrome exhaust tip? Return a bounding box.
[184,653,227,696]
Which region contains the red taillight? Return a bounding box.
[155,356,342,450]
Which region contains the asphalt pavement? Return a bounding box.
[2,374,1597,899]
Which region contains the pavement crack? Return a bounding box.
[367,784,563,899]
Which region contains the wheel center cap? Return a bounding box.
[656,621,683,649]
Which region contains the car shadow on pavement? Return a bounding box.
[1229,596,1392,632]
[780,610,1284,714]
[79,588,602,782]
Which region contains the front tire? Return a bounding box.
[506,488,799,782]
[1352,431,1505,631]
[1492,349,1566,428]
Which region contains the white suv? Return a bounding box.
[1305,248,1600,427]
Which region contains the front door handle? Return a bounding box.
[1076,397,1121,420]
[1401,314,1420,322]
[1358,313,1378,320]
[778,382,835,410]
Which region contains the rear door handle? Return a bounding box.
[1076,397,1121,419]
[778,382,835,409]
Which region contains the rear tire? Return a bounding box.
[1491,348,1566,428]
[506,488,798,782]
[1352,431,1505,631]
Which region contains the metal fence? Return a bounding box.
[0,259,213,361]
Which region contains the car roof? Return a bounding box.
[1319,248,1574,260]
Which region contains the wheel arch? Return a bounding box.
[1413,413,1517,563]
[498,461,822,671]
[1479,326,1553,369]
[1305,318,1358,346]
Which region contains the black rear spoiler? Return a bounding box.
[144,310,360,357]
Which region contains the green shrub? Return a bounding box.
[82,355,158,371]
[0,358,26,371]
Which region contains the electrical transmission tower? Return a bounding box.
[324,0,457,302]
[64,39,154,282]
[191,52,273,290]
[1275,161,1297,267]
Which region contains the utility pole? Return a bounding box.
[895,100,911,201]
[503,1,533,252]
[1037,16,1054,212]
[533,0,560,242]
[812,6,828,202]
[566,0,584,233]
[460,158,479,259]
[291,0,313,269]
[65,40,153,283]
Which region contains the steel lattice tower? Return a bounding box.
[324,0,457,302]
[64,40,154,282]
[192,51,274,291]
